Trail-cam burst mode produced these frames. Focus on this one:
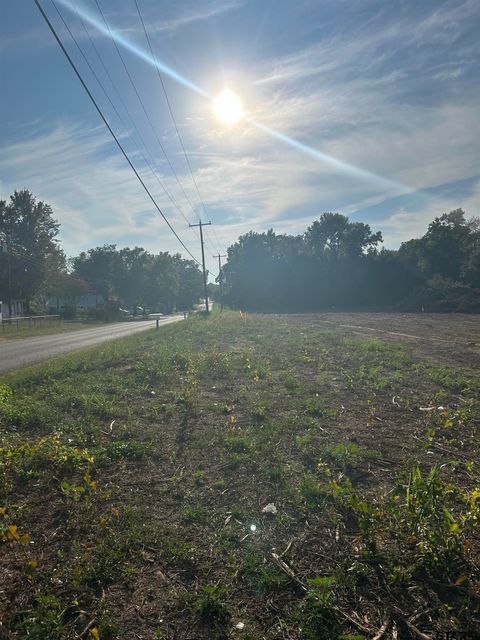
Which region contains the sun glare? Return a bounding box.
[213,89,243,125]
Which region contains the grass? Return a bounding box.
[0,311,479,639]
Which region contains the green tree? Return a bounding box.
[71,246,203,313]
[398,209,479,284]
[305,213,382,258]
[0,190,63,313]
[174,256,204,311]
[70,244,119,303]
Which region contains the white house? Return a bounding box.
[0,297,26,321]
[46,293,105,311]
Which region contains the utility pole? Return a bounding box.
[214,254,227,312]
[189,220,211,314]
[0,235,12,319]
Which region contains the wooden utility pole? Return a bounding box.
[214,254,227,312]
[1,236,12,318]
[189,220,211,314]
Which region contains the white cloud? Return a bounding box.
[0,121,202,262]
[129,0,246,35]
[56,0,246,41]
[380,179,480,248]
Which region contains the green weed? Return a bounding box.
[320,442,379,471]
[196,585,231,623]
[303,398,337,418]
[240,549,288,594]
[295,576,338,640]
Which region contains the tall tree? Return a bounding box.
[305,213,382,258]
[0,190,63,313]
[70,245,119,303]
[399,209,479,283]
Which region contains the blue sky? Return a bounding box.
[1,0,479,275]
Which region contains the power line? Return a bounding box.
[65,0,222,262]
[133,0,223,256]
[34,0,201,264]
[65,0,198,232]
[52,0,200,238]
[93,0,201,223]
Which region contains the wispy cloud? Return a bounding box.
[378,178,480,247]
[127,0,246,35]
[56,0,246,39]
[2,0,479,269]
[244,1,480,194]
[0,121,203,261]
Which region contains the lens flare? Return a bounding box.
[56,0,411,194]
[56,0,208,98]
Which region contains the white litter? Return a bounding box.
[262,503,278,515]
[250,524,257,532]
[235,622,245,631]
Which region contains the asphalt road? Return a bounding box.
[0,316,182,375]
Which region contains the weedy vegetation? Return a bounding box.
[1,311,479,638]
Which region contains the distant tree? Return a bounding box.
[305,213,382,258]
[223,209,480,313]
[0,190,63,313]
[174,256,204,311]
[421,210,471,279]
[114,247,152,310]
[362,248,424,307]
[224,230,303,310]
[144,252,179,313]
[464,244,480,287]
[70,244,119,303]
[207,282,220,301]
[71,245,203,313]
[399,209,479,284]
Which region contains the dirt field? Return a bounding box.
[314,311,480,368]
[1,312,479,639]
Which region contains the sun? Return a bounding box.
[213,89,243,125]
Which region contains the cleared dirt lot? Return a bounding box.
[313,311,480,368]
[1,312,479,639]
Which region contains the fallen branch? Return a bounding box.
[372,617,390,640]
[271,552,306,591]
[279,539,294,558]
[78,618,96,639]
[331,607,373,635]
[393,607,432,640]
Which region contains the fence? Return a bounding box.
[1,314,60,331]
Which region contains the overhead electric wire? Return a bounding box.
[93,0,202,223]
[133,0,223,257]
[51,0,200,237]
[34,0,201,264]
[78,0,201,241]
[66,0,221,263]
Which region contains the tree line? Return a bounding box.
[2,189,479,316]
[0,190,204,317]
[222,210,480,312]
